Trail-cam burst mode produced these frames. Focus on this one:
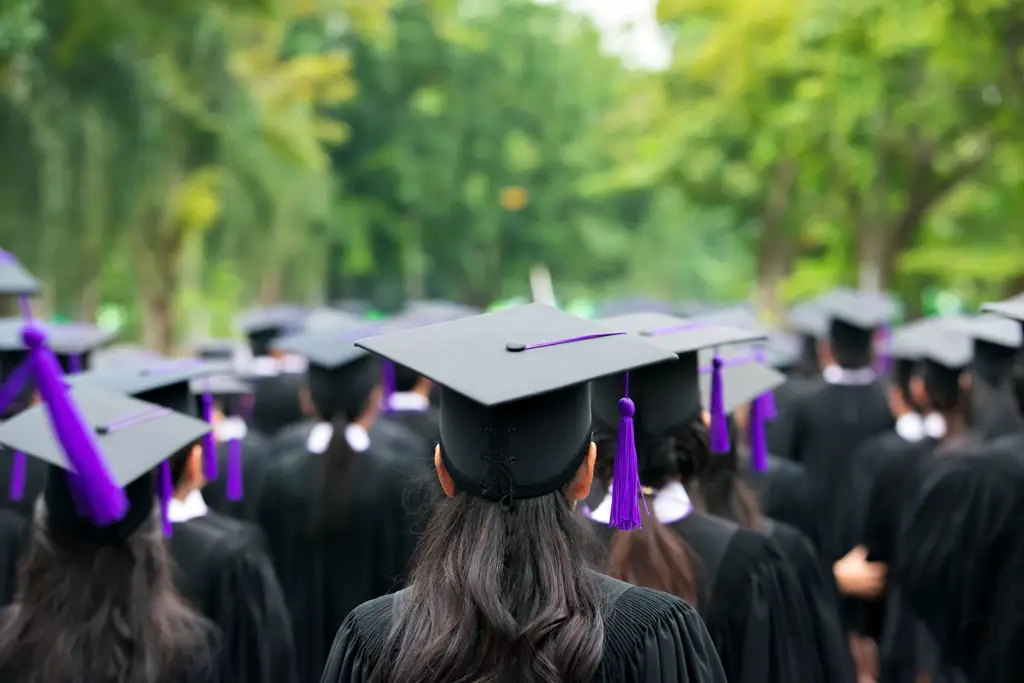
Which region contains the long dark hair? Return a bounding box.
[595,427,702,606]
[692,416,764,532]
[369,487,604,683]
[0,501,212,683]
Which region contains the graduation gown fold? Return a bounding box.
[202,432,274,521]
[748,454,816,548]
[591,511,824,683]
[171,512,298,683]
[256,447,416,683]
[319,574,728,683]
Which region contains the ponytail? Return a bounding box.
[312,412,361,531]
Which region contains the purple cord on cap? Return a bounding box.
[876,325,892,374]
[227,438,243,501]
[201,385,218,482]
[748,399,768,473]
[67,353,82,374]
[381,360,396,414]
[708,353,730,454]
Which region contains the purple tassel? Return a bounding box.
[748,399,768,473]
[752,348,777,420]
[21,320,127,525]
[227,438,243,501]
[709,354,730,453]
[876,325,892,374]
[610,373,643,531]
[67,353,82,374]
[381,360,396,414]
[8,452,25,501]
[159,460,173,537]
[201,390,218,481]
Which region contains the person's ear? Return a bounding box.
[186,443,205,489]
[959,371,972,392]
[733,403,750,431]
[569,442,597,503]
[434,445,455,498]
[700,410,711,428]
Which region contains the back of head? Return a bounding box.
[692,417,764,532]
[829,320,873,370]
[250,374,305,438]
[0,501,210,683]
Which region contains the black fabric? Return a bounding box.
[319,573,728,683]
[748,454,816,549]
[0,447,47,520]
[44,469,155,544]
[170,512,298,683]
[249,375,306,439]
[788,378,894,567]
[591,511,824,683]
[254,445,416,683]
[0,510,26,606]
[762,378,810,460]
[202,432,274,521]
[270,419,315,457]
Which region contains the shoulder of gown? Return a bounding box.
[707,525,828,683]
[320,580,728,683]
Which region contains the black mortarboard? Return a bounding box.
[763,331,801,371]
[303,308,363,332]
[902,322,973,409]
[814,289,899,363]
[389,301,480,395]
[355,303,676,529]
[949,314,1021,383]
[194,339,240,362]
[0,385,211,541]
[237,305,308,356]
[591,313,765,451]
[274,322,386,421]
[697,352,786,414]
[0,318,116,373]
[0,250,40,296]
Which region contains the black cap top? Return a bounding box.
[67,358,227,417]
[982,297,1024,322]
[273,324,379,371]
[194,339,242,362]
[590,313,765,441]
[355,303,676,500]
[0,250,40,296]
[949,314,1023,349]
[190,374,251,398]
[237,305,309,335]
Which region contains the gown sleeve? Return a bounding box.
[634,592,727,683]
[319,595,396,683]
[205,530,299,683]
[705,531,824,683]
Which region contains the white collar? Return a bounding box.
[305,422,371,454]
[248,354,307,377]
[386,392,430,412]
[923,412,947,439]
[215,416,248,443]
[823,364,877,386]
[589,481,693,525]
[895,413,924,442]
[168,490,208,524]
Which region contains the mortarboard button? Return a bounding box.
[505,341,526,352]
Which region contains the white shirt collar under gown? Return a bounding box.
[215,416,248,443]
[305,421,371,455]
[386,391,430,412]
[168,490,209,524]
[823,364,878,386]
[896,413,924,443]
[923,412,948,440]
[589,481,694,525]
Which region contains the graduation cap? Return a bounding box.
[355,303,677,530]
[591,313,765,458]
[304,308,364,332]
[896,321,973,409]
[812,289,899,365]
[763,331,802,371]
[190,373,251,500]
[0,385,212,540]
[194,339,240,362]
[90,345,162,371]
[0,318,116,377]
[947,314,1022,383]
[67,359,228,489]
[981,297,1024,323]
[274,322,386,421]
[0,249,41,296]
[696,349,785,472]
[237,305,309,356]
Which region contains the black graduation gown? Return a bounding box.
[202,431,274,521]
[378,407,440,449]
[255,445,415,683]
[369,416,428,462]
[0,605,228,683]
[761,518,855,683]
[590,512,823,683]
[763,377,809,460]
[747,454,816,548]
[320,574,727,683]
[250,373,307,441]
[270,419,315,456]
[170,511,298,683]
[0,447,47,520]
[789,378,894,565]
[0,510,25,606]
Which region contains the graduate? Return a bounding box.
[952,313,1024,441]
[857,330,975,683]
[786,289,897,570]
[256,324,418,683]
[68,360,297,683]
[323,303,727,683]
[190,373,272,520]
[0,319,117,519]
[586,312,823,683]
[0,384,225,683]
[692,353,855,683]
[237,306,309,441]
[980,297,1024,454]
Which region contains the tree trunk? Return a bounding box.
[78,278,100,322]
[259,269,282,305]
[755,162,797,324]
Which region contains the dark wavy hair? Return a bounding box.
[0,501,212,683]
[594,421,705,607]
[369,485,605,683]
[692,416,764,532]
